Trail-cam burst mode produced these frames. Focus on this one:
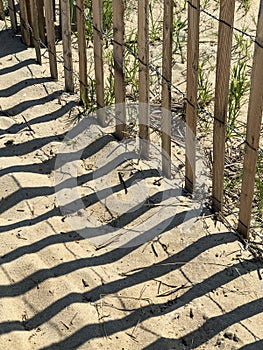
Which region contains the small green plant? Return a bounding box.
[233,27,253,60]
[125,31,139,100]
[102,0,113,34]
[227,60,250,139]
[224,168,243,193]
[201,0,210,10]
[173,13,187,63]
[238,0,252,15]
[198,60,213,109]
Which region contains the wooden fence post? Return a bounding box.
[0,0,5,20]
[29,0,42,63]
[185,0,200,191]
[36,0,46,44]
[138,0,150,159]
[76,0,88,104]
[238,0,263,239]
[8,0,17,31]
[113,0,126,139]
[61,0,74,92]
[92,0,105,125]
[44,0,58,80]
[19,0,31,46]
[52,0,56,21]
[212,0,235,212]
[161,0,173,178]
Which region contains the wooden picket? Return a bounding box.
[0,0,5,20]
[113,0,126,140]
[3,0,263,240]
[138,0,150,159]
[185,0,200,192]
[161,0,173,179]
[212,0,235,212]
[61,0,74,92]
[44,0,58,80]
[76,0,88,103]
[92,0,105,125]
[8,0,17,31]
[238,0,263,238]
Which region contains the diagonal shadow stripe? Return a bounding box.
[142,296,263,349]
[0,234,248,339]
[36,294,263,349]
[0,58,37,75]
[0,90,63,116]
[0,77,52,97]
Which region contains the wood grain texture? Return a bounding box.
[92,0,105,125]
[113,0,126,139]
[0,0,5,20]
[238,0,263,238]
[7,0,17,31]
[185,0,200,191]
[29,0,42,64]
[19,0,31,46]
[36,0,46,44]
[138,0,150,158]
[76,0,88,102]
[212,0,235,211]
[161,0,173,179]
[44,0,58,80]
[61,0,74,92]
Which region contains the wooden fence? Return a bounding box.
[1,0,263,239]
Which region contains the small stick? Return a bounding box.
[21,114,35,133]
[118,172,128,194]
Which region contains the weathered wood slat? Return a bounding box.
[212,0,235,211]
[44,0,58,80]
[113,0,126,139]
[92,0,105,125]
[138,0,150,158]
[0,0,5,20]
[19,0,31,46]
[8,0,17,31]
[238,0,263,238]
[161,0,173,179]
[76,0,88,104]
[185,0,200,192]
[61,0,74,92]
[29,0,42,64]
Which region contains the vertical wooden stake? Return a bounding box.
[113,0,126,139]
[0,0,5,21]
[58,0,62,40]
[185,0,200,192]
[37,0,46,44]
[92,0,105,124]
[238,0,263,239]
[161,0,173,179]
[52,0,56,21]
[8,0,17,31]
[20,0,31,46]
[29,0,42,63]
[61,0,74,92]
[138,0,150,159]
[44,0,58,80]
[76,0,88,104]
[212,0,235,211]
[25,0,34,46]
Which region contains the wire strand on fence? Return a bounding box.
[186,0,261,47]
[79,7,263,156]
[14,2,263,241]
